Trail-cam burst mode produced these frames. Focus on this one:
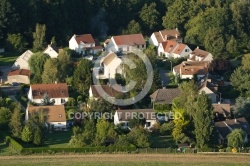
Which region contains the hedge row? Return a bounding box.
[5,136,23,152]
[22,146,136,154]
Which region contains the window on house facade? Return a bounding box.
[61,99,65,103]
[185,49,189,52]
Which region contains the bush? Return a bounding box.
[21,146,136,154]
[226,147,232,152]
[5,136,23,152]
[67,97,75,106]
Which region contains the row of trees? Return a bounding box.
[1,0,249,58]
[69,118,150,148]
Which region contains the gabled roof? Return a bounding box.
[161,40,178,53]
[12,50,33,69]
[8,69,30,77]
[189,48,211,61]
[153,29,181,43]
[75,34,95,44]
[160,29,180,39]
[112,34,145,46]
[90,84,124,98]
[102,52,117,66]
[31,83,69,99]
[45,44,59,53]
[27,105,66,122]
[174,61,208,76]
[173,44,187,54]
[215,117,250,139]
[116,109,155,121]
[150,88,182,104]
[192,48,210,57]
[213,104,230,116]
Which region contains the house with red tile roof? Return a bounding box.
[187,47,213,62]
[7,69,30,84]
[173,61,209,79]
[105,34,146,53]
[26,105,67,129]
[69,34,103,55]
[149,29,182,47]
[28,83,69,105]
[158,40,192,58]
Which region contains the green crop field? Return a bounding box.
[0,154,250,166]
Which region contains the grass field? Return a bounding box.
[0,153,250,166]
[0,52,20,66]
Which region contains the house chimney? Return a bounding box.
[197,46,199,49]
[165,35,168,41]
[175,34,178,39]
[234,118,237,123]
[55,81,57,84]
[176,28,178,31]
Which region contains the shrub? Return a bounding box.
[226,147,232,152]
[5,136,23,152]
[67,97,75,106]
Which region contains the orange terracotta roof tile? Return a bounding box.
[8,69,30,76]
[31,83,69,99]
[75,34,95,44]
[27,105,66,122]
[113,34,145,46]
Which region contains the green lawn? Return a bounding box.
[21,130,73,148]
[0,52,20,66]
[149,135,176,148]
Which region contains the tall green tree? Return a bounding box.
[5,33,27,52]
[94,118,117,146]
[57,48,72,82]
[139,2,159,33]
[29,52,50,83]
[226,35,238,56]
[9,108,23,138]
[21,125,33,143]
[0,0,19,43]
[0,107,11,129]
[42,58,59,83]
[122,20,141,35]
[72,59,92,97]
[204,28,226,58]
[33,24,46,52]
[230,55,250,97]
[227,129,245,148]
[33,126,43,145]
[193,92,213,149]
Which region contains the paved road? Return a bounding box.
[159,69,170,87]
[0,86,20,95]
[0,65,11,84]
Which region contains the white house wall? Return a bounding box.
[44,48,58,58]
[7,75,30,84]
[149,33,158,46]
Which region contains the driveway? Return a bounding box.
[0,65,12,84]
[0,86,21,96]
[159,69,170,87]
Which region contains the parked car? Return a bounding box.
[12,82,20,86]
